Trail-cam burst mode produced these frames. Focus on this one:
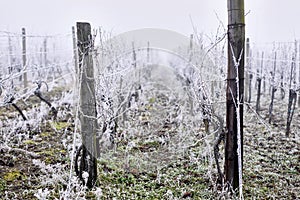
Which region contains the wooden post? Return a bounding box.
[263,75,266,94]
[39,47,43,77]
[269,52,277,124]
[189,34,193,62]
[8,36,14,87]
[132,42,137,73]
[280,58,285,100]
[98,27,103,51]
[248,50,253,103]
[132,42,140,103]
[72,27,79,73]
[298,42,300,107]
[256,52,263,112]
[147,41,150,63]
[118,76,126,125]
[72,26,79,99]
[225,0,245,195]
[146,41,151,79]
[22,28,28,91]
[76,22,98,188]
[43,38,51,80]
[43,38,48,68]
[286,41,298,136]
[244,38,250,103]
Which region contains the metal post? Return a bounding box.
[225,0,245,195]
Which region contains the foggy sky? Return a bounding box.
[1,0,300,44]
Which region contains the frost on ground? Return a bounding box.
[0,37,299,198]
[0,80,299,199]
[243,94,300,199]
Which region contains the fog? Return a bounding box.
[1,0,300,43]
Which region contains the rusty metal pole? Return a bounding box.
[225,0,245,195]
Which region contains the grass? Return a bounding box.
[0,87,299,199]
[97,157,212,199]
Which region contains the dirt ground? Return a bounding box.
[0,89,299,199]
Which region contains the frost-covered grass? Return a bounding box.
[0,63,299,200]
[242,94,300,199]
[0,82,299,200]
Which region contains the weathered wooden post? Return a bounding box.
[286,41,298,136]
[225,0,245,196]
[147,41,150,63]
[22,28,28,91]
[72,26,79,100]
[8,36,14,87]
[146,41,151,79]
[132,42,137,74]
[298,42,300,107]
[72,26,79,73]
[269,52,277,124]
[76,22,98,188]
[189,34,194,62]
[43,38,47,68]
[244,38,250,103]
[43,38,50,79]
[256,52,264,112]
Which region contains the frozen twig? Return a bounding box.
[0,144,39,158]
